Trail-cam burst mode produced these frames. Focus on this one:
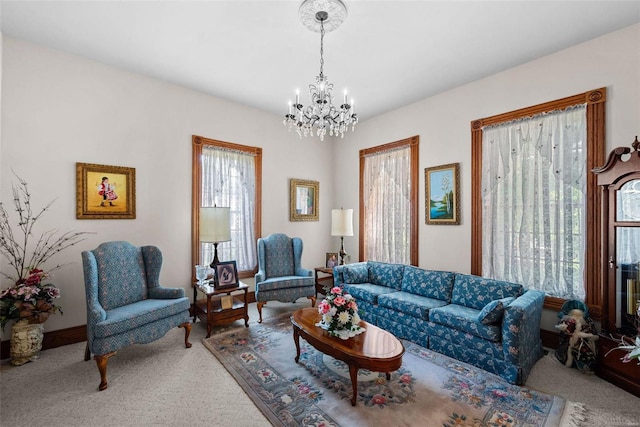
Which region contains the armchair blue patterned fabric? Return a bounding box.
[82,241,192,390]
[254,233,316,323]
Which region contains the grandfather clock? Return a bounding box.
[592,136,640,398]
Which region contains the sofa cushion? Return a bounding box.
[343,263,369,284]
[478,297,515,324]
[368,261,405,290]
[429,303,502,342]
[94,297,190,338]
[451,274,524,310]
[256,276,314,292]
[378,291,448,320]
[342,283,397,304]
[401,266,455,302]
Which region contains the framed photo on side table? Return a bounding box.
[215,260,238,288]
[425,162,460,225]
[326,252,338,268]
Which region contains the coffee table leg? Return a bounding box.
[349,364,358,406]
[293,327,301,363]
[386,372,391,380]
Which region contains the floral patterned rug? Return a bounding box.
[203,314,571,427]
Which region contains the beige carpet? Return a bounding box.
[1,301,639,426]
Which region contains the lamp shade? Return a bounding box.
[331,208,354,237]
[200,207,231,243]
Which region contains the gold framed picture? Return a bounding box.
[290,178,319,221]
[425,162,460,225]
[76,162,136,219]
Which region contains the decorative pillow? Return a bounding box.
[343,264,369,284]
[477,297,515,324]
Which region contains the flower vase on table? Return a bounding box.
[316,286,365,340]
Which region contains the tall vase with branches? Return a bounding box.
[0,174,91,331]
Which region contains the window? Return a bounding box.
[359,136,419,265]
[471,88,605,313]
[192,135,262,278]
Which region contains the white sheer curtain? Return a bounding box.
[363,146,411,264]
[482,104,587,300]
[201,146,256,272]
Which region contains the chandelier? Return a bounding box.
[283,0,357,141]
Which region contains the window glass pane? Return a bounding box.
[617,179,640,222]
[481,105,587,300]
[363,146,411,264]
[199,144,258,272]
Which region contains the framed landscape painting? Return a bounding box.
[425,163,460,225]
[76,162,136,219]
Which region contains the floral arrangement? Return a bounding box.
[316,286,365,339]
[606,304,640,365]
[0,174,90,331]
[0,268,62,330]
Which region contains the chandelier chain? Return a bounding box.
[319,18,325,78]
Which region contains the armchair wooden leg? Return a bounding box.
[94,351,116,391]
[179,322,192,348]
[84,342,91,361]
[257,302,266,323]
[307,296,316,307]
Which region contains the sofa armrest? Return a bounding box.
[502,290,545,366]
[333,265,346,286]
[148,287,185,299]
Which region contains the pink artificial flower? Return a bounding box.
[46,287,61,298]
[330,286,342,295]
[348,301,357,310]
[318,300,330,314]
[333,296,346,307]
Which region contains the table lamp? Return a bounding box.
[200,206,231,268]
[331,208,354,265]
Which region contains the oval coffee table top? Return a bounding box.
[291,307,404,362]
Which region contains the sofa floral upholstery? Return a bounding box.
[254,233,316,323]
[334,261,545,384]
[82,241,192,391]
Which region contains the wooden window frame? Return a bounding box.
[470,88,606,315]
[191,135,262,279]
[359,135,419,266]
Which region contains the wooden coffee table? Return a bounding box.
[290,307,404,406]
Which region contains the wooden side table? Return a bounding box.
[314,267,334,297]
[192,281,249,338]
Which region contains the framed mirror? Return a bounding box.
[290,179,319,221]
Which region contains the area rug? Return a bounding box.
[203,314,583,427]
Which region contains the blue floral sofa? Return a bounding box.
[333,261,545,384]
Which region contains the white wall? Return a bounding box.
[0,37,335,338]
[2,23,639,337]
[335,23,640,272]
[335,23,639,330]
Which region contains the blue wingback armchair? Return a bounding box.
[82,241,192,391]
[254,233,316,323]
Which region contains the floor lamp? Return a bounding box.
[331,208,354,265]
[200,206,231,274]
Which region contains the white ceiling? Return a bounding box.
[1,1,639,121]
